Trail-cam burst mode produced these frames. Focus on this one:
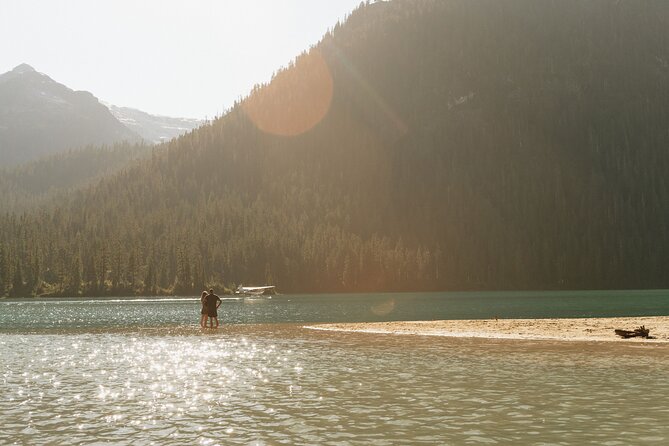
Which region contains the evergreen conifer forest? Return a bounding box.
[2,0,669,296]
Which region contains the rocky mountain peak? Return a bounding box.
[12,63,36,74]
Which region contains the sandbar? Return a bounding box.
[306,316,669,343]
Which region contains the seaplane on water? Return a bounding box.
[235,285,276,297]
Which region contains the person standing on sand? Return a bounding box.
[205,288,222,328]
[199,290,209,328]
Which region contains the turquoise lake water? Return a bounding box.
[1,291,669,445]
[2,289,669,330]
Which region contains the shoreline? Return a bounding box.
[305,316,669,343]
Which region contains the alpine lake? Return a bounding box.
[2,290,669,445]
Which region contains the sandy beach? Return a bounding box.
[306,316,669,343]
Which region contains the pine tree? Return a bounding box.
[0,243,7,296]
[65,253,82,296]
[143,262,156,295]
[97,247,107,294]
[82,253,97,294]
[126,250,137,292]
[11,260,24,297]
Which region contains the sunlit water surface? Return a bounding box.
[1,293,669,444]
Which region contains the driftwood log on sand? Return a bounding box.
[614,325,651,339]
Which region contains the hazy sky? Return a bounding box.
[0,0,363,119]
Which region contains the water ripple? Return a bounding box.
[1,327,668,444]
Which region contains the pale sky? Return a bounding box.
[0,0,363,119]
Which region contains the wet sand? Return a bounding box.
[306,316,669,343]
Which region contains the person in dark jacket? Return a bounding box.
[204,288,222,328]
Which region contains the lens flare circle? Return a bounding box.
[243,49,333,137]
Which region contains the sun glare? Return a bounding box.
[242,49,333,137]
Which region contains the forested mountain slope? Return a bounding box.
[0,142,153,213]
[0,64,140,166]
[2,0,669,296]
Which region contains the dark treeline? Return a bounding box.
[2,0,669,296]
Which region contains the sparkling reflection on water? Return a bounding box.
[2,290,669,331]
[1,325,669,445]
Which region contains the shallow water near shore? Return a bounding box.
[2,292,669,444]
[2,289,669,331]
[2,326,669,445]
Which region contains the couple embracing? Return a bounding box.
[200,288,222,328]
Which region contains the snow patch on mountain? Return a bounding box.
[106,105,203,144]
